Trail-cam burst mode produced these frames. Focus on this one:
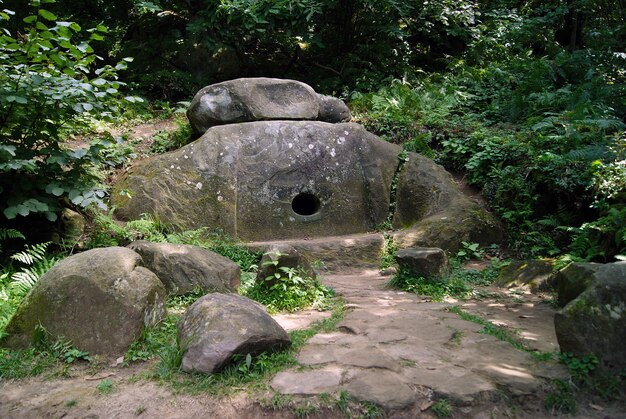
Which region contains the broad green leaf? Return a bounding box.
[3,206,18,219]
[6,95,27,104]
[38,9,57,21]
[23,15,37,24]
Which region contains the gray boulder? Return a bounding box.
[128,241,240,295]
[317,94,351,123]
[178,293,291,373]
[391,153,504,252]
[112,121,400,241]
[3,247,166,355]
[257,244,316,286]
[187,78,322,134]
[554,262,626,372]
[555,262,602,307]
[395,247,449,279]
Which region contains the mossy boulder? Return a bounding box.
[391,153,503,253]
[128,241,240,295]
[3,247,166,355]
[495,259,557,292]
[178,293,290,373]
[555,262,603,307]
[554,262,626,372]
[112,121,400,241]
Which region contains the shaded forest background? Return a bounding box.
[1,0,625,261]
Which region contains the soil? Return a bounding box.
[2,120,624,418]
[1,269,624,419]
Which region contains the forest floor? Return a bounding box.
[2,119,624,418]
[1,269,624,419]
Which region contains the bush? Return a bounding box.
[242,265,333,313]
[0,0,139,222]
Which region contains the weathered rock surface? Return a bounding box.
[391,153,503,252]
[271,271,568,411]
[395,247,449,279]
[256,244,315,286]
[187,78,324,134]
[247,233,385,272]
[178,293,290,373]
[128,241,240,295]
[317,94,351,123]
[554,261,626,372]
[3,247,166,355]
[112,121,400,241]
[555,262,602,307]
[495,259,556,291]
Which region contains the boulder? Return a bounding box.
[3,247,166,355]
[555,262,602,307]
[178,293,291,373]
[317,94,351,123]
[128,241,240,295]
[112,121,400,241]
[391,153,504,253]
[495,260,556,292]
[395,247,449,279]
[256,244,315,286]
[187,78,322,134]
[554,262,626,372]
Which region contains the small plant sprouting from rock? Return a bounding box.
[431,399,453,417]
[242,257,333,313]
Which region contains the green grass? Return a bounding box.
[137,297,346,395]
[96,379,114,394]
[431,399,453,417]
[447,306,553,360]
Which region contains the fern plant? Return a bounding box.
[10,242,59,296]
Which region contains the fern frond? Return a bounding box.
[564,145,612,162]
[11,269,40,294]
[0,228,25,241]
[11,242,51,265]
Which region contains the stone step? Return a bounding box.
[246,233,385,273]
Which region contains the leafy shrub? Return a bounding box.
[0,0,140,222]
[242,265,333,313]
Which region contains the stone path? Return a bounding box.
[272,270,568,415]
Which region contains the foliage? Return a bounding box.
[544,379,577,414]
[431,399,453,417]
[149,121,193,154]
[242,259,333,313]
[0,234,61,338]
[388,257,504,302]
[86,213,261,271]
[0,324,91,379]
[96,378,114,394]
[0,0,141,222]
[351,26,625,260]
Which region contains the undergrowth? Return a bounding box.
[130,296,346,395]
[388,255,506,302]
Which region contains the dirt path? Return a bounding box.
[1,270,623,418]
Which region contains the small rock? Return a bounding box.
[495,259,556,292]
[395,247,449,280]
[256,244,315,286]
[317,94,351,123]
[178,293,290,373]
[128,240,240,295]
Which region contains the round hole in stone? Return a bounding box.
[291,192,321,216]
